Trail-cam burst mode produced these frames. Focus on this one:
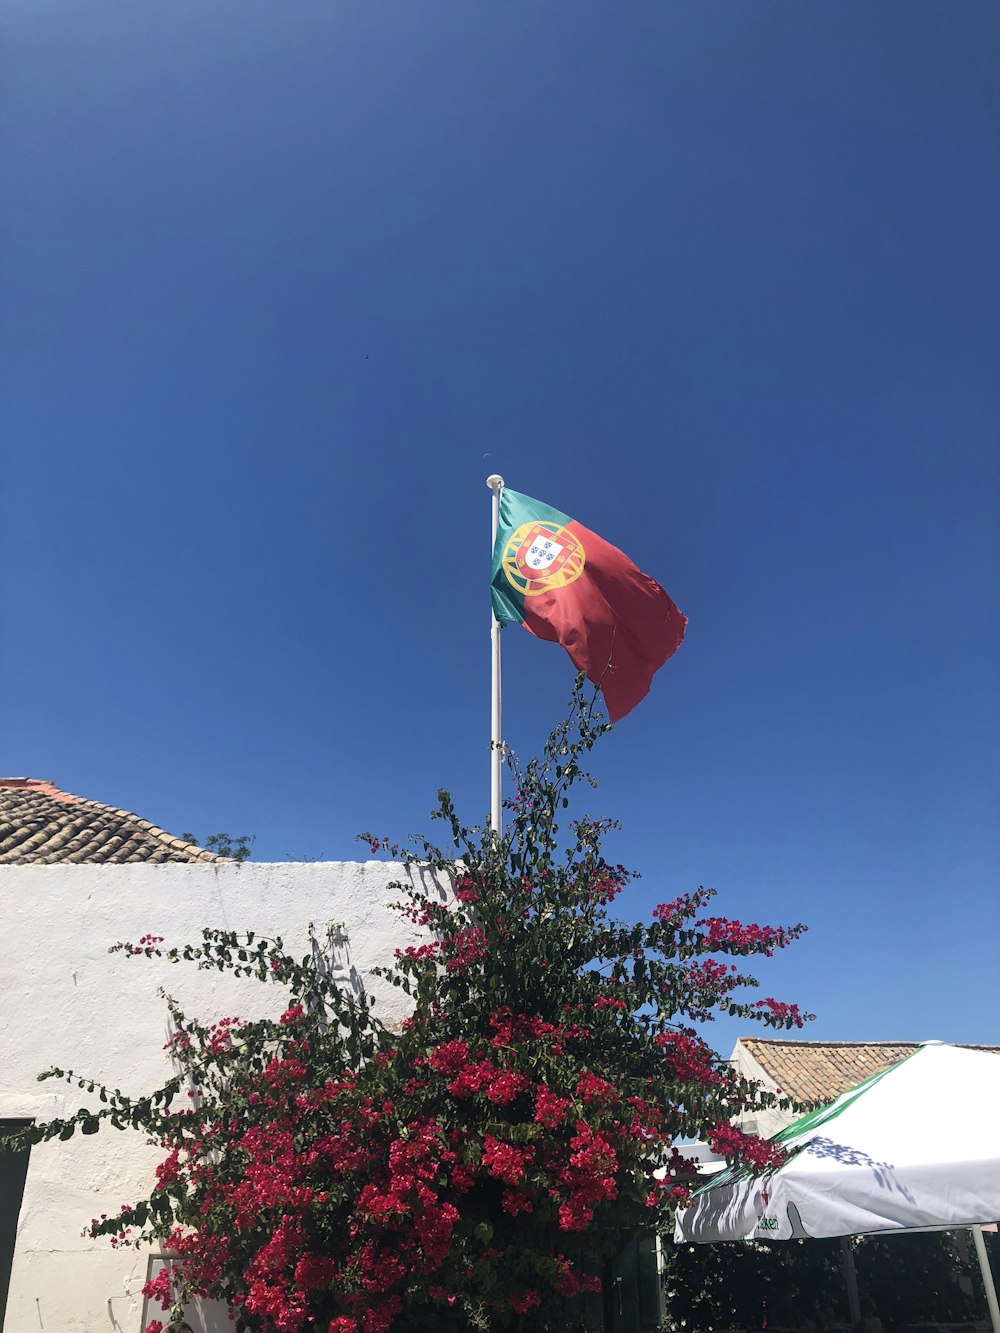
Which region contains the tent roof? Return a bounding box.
[677,1043,1000,1244]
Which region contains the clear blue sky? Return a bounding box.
[2,2,997,1047]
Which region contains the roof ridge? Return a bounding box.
[0,777,81,805]
[743,1038,922,1048]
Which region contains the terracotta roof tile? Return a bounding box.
[740,1038,1000,1106]
[0,778,226,865]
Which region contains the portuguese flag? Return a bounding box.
[490,488,687,723]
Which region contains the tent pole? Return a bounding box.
[971,1226,1000,1333]
[840,1237,861,1325]
[654,1232,667,1327]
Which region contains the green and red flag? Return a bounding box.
[490,488,687,723]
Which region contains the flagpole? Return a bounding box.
[487,474,505,836]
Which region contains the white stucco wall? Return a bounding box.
[0,860,442,1333]
[729,1040,796,1139]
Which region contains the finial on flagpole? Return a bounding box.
[486,474,504,491]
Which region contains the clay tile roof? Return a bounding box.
[740,1038,1000,1106]
[0,778,227,865]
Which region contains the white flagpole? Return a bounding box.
[487,474,505,836]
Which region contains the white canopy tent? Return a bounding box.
[675,1043,1000,1333]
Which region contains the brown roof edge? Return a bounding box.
[0,777,81,805]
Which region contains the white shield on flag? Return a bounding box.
[525,537,564,571]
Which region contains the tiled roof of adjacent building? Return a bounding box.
[739,1037,1000,1107]
[0,778,226,864]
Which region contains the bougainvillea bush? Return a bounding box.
[9,684,810,1333]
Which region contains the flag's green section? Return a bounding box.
[491,488,573,624]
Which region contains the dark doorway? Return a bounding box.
[0,1121,31,1331]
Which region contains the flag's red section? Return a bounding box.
[521,519,686,723]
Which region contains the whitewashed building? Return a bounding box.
[0,777,435,1333]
